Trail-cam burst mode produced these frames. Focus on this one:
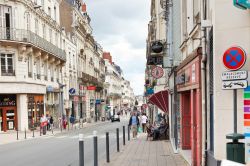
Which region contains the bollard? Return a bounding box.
[79,134,84,166]
[61,120,63,132]
[24,128,27,139]
[33,126,35,138]
[128,125,130,141]
[16,129,19,140]
[51,124,53,134]
[93,131,98,166]
[123,126,125,145]
[106,132,110,163]
[116,128,120,152]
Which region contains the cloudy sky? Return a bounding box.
[84,0,151,95]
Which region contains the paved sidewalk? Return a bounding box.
[0,121,108,145]
[101,133,189,166]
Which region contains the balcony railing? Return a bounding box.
[0,27,66,61]
[1,69,15,76]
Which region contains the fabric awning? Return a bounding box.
[148,90,168,113]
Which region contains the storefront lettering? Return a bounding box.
[0,95,16,106]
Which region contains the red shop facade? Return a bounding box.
[176,48,202,166]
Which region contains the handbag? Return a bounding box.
[138,126,143,133]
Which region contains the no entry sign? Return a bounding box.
[223,46,246,71]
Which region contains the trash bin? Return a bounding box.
[226,133,245,164]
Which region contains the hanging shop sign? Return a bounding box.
[151,66,164,79]
[151,41,164,53]
[147,56,163,65]
[69,88,76,95]
[222,71,248,81]
[233,0,250,9]
[222,46,246,71]
[87,86,96,90]
[222,80,248,90]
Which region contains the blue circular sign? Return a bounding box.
[69,88,76,95]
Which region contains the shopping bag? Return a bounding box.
[138,126,143,133]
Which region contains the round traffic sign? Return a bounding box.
[151,66,164,79]
[223,46,246,71]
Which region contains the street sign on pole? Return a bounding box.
[222,46,246,71]
[222,80,248,90]
[221,71,248,81]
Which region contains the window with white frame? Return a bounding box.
[48,7,51,17]
[26,13,30,30]
[1,53,14,76]
[27,55,32,77]
[44,61,48,80]
[54,6,57,21]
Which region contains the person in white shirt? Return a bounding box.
[141,113,148,133]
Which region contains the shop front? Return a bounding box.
[176,49,202,166]
[27,95,44,129]
[0,94,17,132]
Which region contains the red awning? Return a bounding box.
[148,90,168,113]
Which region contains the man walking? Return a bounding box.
[129,112,140,139]
[141,113,148,133]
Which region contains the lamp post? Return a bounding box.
[57,81,66,131]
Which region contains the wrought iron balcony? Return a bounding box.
[0,27,66,61]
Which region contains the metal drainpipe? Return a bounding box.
[201,0,208,165]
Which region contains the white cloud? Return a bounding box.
[84,0,150,95]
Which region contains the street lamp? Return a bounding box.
[57,81,66,131]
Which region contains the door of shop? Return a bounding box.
[182,92,191,149]
[0,107,17,132]
[192,90,198,165]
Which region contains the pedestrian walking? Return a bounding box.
[50,116,54,130]
[70,114,75,129]
[40,114,47,135]
[129,112,140,139]
[141,113,148,133]
[46,115,50,131]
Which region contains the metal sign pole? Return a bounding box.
[234,89,237,133]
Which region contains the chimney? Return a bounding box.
[82,3,86,13]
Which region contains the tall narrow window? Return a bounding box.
[1,53,14,76]
[54,6,56,21]
[43,62,47,81]
[36,59,40,79]
[48,7,51,17]
[50,65,54,82]
[26,13,30,30]
[41,0,44,10]
[28,55,32,78]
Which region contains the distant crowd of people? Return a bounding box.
[128,111,168,140]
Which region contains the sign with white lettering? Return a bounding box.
[221,71,247,81]
[147,56,163,65]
